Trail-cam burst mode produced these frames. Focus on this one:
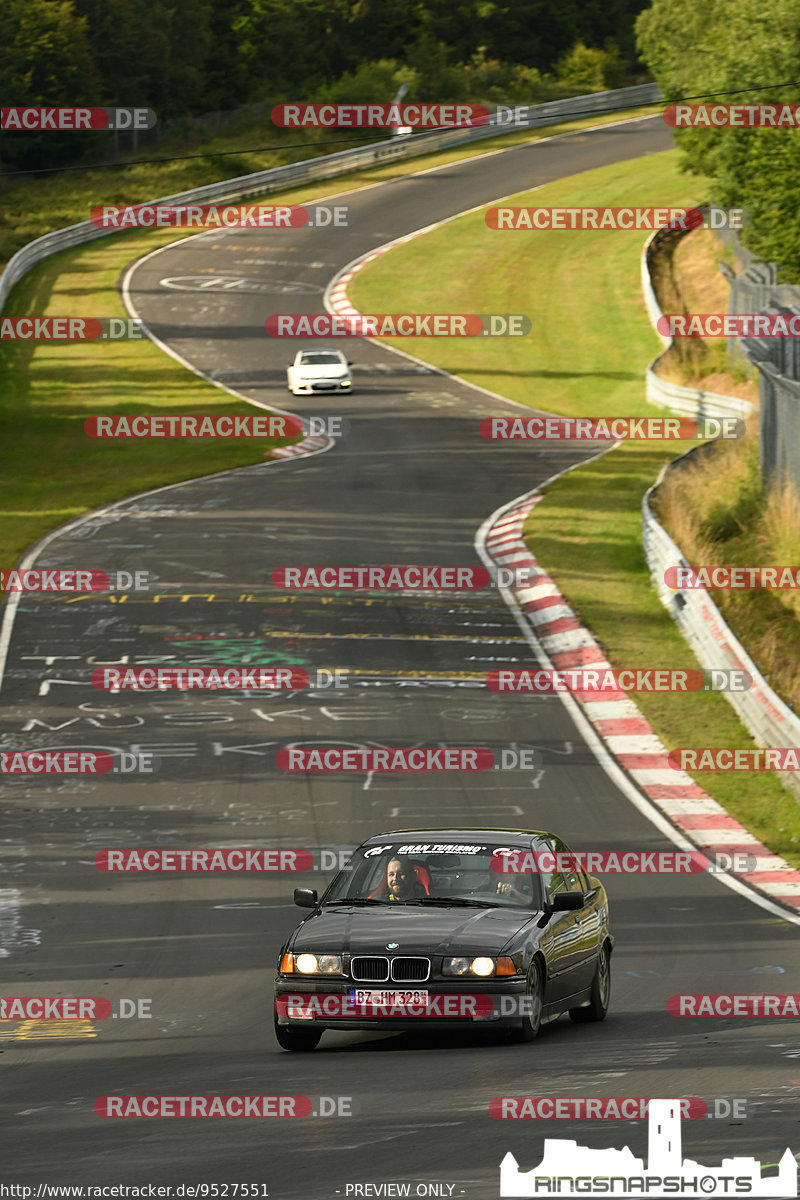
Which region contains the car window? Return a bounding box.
[300,352,343,365]
[533,838,567,904]
[551,837,587,893]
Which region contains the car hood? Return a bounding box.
[290,904,537,955]
[296,363,347,378]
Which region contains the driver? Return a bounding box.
[495,871,534,903]
[386,857,426,901]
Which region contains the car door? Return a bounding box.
[551,836,603,996]
[534,837,587,1003]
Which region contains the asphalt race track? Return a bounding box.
[3,117,800,1197]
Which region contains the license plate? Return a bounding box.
[350,989,428,1005]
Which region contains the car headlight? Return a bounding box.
[282,952,343,976]
[442,956,518,977]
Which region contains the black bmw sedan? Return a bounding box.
[273,828,613,1050]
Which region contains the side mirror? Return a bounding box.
[551,891,584,912]
[294,888,318,909]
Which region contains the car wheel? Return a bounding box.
[274,1008,322,1051]
[509,960,544,1043]
[570,941,611,1023]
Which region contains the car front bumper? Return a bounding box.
[273,978,529,1030]
[292,379,351,393]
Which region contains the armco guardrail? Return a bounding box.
[642,468,800,792]
[641,213,755,422]
[641,223,800,787]
[0,83,660,313]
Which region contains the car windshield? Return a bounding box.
[300,352,343,365]
[323,842,541,908]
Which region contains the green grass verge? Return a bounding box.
[348,147,800,866]
[0,103,660,572]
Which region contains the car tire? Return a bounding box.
[509,960,544,1043]
[273,1009,323,1052]
[569,941,611,1023]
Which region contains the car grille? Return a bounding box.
[350,956,389,982]
[390,957,430,982]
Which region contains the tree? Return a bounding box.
[636,0,800,280]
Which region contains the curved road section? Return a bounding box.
[3,119,798,1197]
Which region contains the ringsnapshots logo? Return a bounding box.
[1,107,156,131]
[498,1098,797,1197]
[266,314,530,337]
[272,565,538,590]
[664,103,800,127]
[91,204,350,230]
[480,416,744,441]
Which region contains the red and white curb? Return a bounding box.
[484,494,800,911]
[324,188,800,917]
[270,434,330,460]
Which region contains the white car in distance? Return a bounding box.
[286,348,352,396]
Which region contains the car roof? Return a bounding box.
[363,828,550,845]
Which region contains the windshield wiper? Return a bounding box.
[326,898,387,906]
[395,896,500,908]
